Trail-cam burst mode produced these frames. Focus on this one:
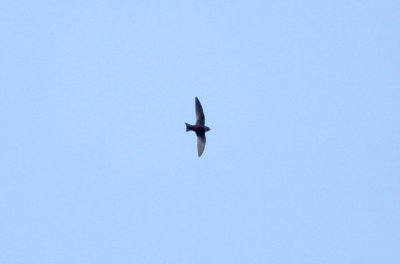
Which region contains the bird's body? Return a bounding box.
[185,97,211,157]
[185,123,209,134]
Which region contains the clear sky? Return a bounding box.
[1,1,399,263]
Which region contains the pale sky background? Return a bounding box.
[1,1,399,263]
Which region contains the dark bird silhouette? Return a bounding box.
[185,97,211,157]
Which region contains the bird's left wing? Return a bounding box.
[197,134,206,157]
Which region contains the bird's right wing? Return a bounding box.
[197,134,206,157]
[195,97,205,125]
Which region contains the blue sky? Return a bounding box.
[1,1,399,263]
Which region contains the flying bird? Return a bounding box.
[185,97,211,157]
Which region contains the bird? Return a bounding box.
[185,97,211,157]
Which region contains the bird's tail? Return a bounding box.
[185,123,193,132]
